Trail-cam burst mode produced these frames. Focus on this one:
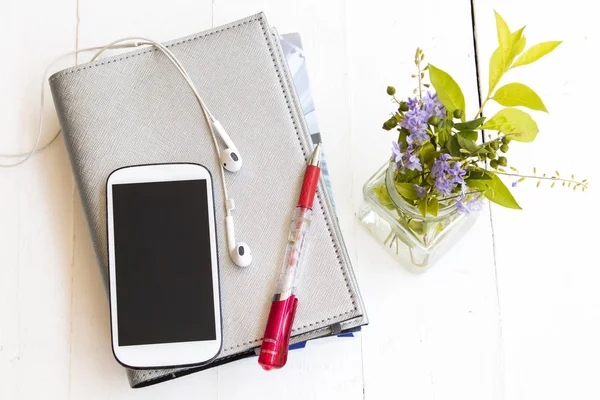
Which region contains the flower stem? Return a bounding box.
[474,97,490,119]
[417,62,423,101]
[384,230,395,246]
[493,170,589,188]
[439,190,485,202]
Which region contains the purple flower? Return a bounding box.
[414,184,428,199]
[434,176,453,196]
[454,198,470,214]
[431,154,451,179]
[406,128,429,144]
[448,162,467,185]
[512,181,518,187]
[431,153,464,195]
[439,153,451,161]
[470,199,484,212]
[401,109,429,128]
[399,102,431,145]
[434,106,447,119]
[395,148,422,172]
[422,92,438,109]
[391,141,403,163]
[403,151,422,172]
[407,97,419,111]
[422,91,447,120]
[455,190,484,215]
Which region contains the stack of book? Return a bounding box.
[49,13,367,388]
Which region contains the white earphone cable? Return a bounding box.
[0,43,143,166]
[92,37,232,209]
[3,36,250,266]
[1,37,232,214]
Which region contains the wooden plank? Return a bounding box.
[471,2,600,399]
[1,1,520,398]
[212,2,364,399]
[0,1,77,399]
[347,0,503,398]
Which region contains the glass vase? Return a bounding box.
[358,162,479,270]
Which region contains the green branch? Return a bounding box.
[439,190,486,202]
[494,170,588,189]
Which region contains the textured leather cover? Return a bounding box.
[49,13,366,388]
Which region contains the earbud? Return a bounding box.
[212,120,243,172]
[225,215,252,267]
[231,242,252,268]
[220,147,242,172]
[8,36,255,268]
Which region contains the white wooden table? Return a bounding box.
[2,0,598,398]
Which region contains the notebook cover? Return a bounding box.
[49,12,367,388]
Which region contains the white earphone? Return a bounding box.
[1,36,252,268]
[212,120,243,172]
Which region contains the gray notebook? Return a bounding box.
[49,12,367,388]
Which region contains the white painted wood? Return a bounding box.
[6,0,596,399]
[345,1,503,398]
[0,1,76,399]
[0,0,495,398]
[472,2,600,399]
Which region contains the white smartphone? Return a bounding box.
[106,163,222,369]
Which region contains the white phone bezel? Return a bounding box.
[106,163,222,369]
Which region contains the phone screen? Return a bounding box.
[111,179,216,346]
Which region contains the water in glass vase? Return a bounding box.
[359,162,480,270]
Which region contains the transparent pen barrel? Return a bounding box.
[273,207,313,298]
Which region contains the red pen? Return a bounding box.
[258,143,322,370]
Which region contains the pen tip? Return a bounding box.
[310,143,322,166]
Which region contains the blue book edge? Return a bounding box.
[273,33,359,353]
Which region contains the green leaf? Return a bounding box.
[473,146,489,155]
[398,128,409,149]
[489,28,528,94]
[510,27,526,60]
[467,169,492,180]
[395,182,419,200]
[447,135,461,157]
[454,117,486,131]
[494,11,511,61]
[373,185,395,209]
[396,171,422,186]
[456,134,479,153]
[459,138,489,155]
[408,219,425,235]
[428,196,439,217]
[481,107,539,142]
[436,118,447,130]
[437,128,447,147]
[417,198,428,217]
[466,173,521,209]
[435,119,447,146]
[489,47,505,95]
[492,83,548,112]
[428,64,466,121]
[512,41,562,68]
[457,130,479,141]
[420,142,436,165]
